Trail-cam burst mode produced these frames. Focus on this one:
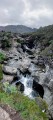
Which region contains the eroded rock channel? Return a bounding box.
[1,35,53,119]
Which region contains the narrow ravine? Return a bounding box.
[1,34,53,120]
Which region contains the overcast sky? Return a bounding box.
[0,0,53,28]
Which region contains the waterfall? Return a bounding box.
[11,74,39,99]
[20,76,32,95]
[20,75,38,99]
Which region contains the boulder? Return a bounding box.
[0,107,11,120]
[3,74,14,83]
[18,58,31,73]
[3,66,17,75]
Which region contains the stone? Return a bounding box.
[3,74,14,83]
[48,79,53,92]
[3,66,17,75]
[0,107,11,120]
[44,86,53,119]
[18,58,31,73]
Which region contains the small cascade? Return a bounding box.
[12,75,39,99]
[20,75,33,99]
[10,63,44,99]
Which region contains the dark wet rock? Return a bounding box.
[20,83,24,93]
[32,80,44,98]
[20,69,31,76]
[11,76,20,84]
[21,44,33,55]
[28,55,35,59]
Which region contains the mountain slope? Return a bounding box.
[0,25,37,33]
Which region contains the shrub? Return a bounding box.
[1,39,11,48]
[40,44,53,58]
[0,52,6,62]
[3,82,17,93]
[0,64,3,80]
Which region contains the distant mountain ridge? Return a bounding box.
[0,25,37,33]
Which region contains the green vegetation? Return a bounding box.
[0,31,12,49]
[40,44,53,58]
[29,25,53,58]
[17,38,25,44]
[0,64,3,80]
[0,52,6,62]
[3,82,17,93]
[0,83,48,120]
[1,39,11,48]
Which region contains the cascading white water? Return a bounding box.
[20,75,36,99]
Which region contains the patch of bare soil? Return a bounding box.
[1,104,23,120]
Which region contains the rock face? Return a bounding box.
[3,74,14,83]
[0,107,11,120]
[3,66,17,75]
[48,79,53,92]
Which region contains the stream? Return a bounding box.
[12,75,39,99]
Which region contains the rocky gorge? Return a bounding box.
[0,26,53,120]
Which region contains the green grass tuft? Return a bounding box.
[0,83,49,120]
[0,52,6,62]
[0,64,3,80]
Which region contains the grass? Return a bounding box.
[0,83,49,120]
[0,53,6,80]
[0,52,6,62]
[40,44,53,58]
[0,64,3,80]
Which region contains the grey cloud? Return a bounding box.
[0,0,53,28]
[27,0,53,10]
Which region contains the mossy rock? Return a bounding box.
[35,97,48,111]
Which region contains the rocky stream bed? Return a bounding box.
[0,35,53,120]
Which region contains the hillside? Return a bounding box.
[0,25,37,33]
[22,25,53,63]
[0,24,53,120]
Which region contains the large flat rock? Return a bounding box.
[3,66,17,75]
